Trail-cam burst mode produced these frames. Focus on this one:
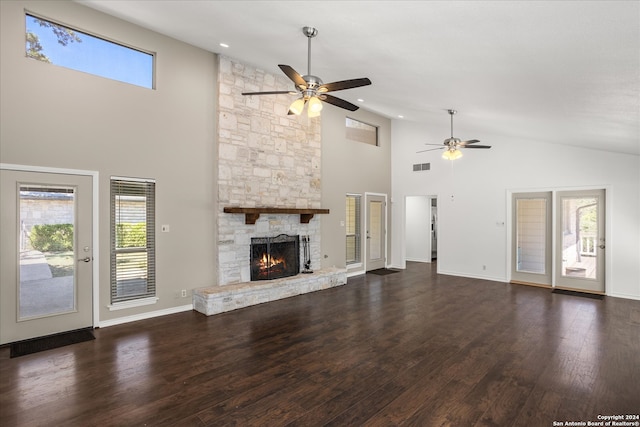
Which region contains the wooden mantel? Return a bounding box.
[223,207,330,224]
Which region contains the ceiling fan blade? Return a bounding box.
[459,139,481,145]
[463,145,492,149]
[424,143,447,146]
[278,64,307,88]
[320,94,359,111]
[319,78,372,93]
[416,147,445,153]
[242,90,295,96]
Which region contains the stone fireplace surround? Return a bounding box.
[193,212,346,316]
[193,56,347,316]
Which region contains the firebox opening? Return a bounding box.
[250,234,299,281]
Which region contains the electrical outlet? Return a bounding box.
[181,289,187,298]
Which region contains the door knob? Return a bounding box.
[598,244,605,249]
[78,256,92,263]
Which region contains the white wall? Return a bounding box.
[321,105,392,273]
[391,119,640,300]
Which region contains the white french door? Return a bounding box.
[555,189,605,294]
[510,189,606,294]
[0,169,94,344]
[365,194,386,271]
[511,192,552,286]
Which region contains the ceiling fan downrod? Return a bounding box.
[448,109,457,138]
[302,26,318,76]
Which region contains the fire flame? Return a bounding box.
[259,253,286,270]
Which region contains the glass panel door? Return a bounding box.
[369,201,382,260]
[511,192,552,286]
[1,169,93,345]
[19,185,77,319]
[366,194,386,271]
[555,189,605,293]
[516,198,546,274]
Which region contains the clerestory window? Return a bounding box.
[25,12,154,89]
[346,117,378,146]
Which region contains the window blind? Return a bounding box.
[346,194,362,264]
[345,117,379,146]
[110,178,156,303]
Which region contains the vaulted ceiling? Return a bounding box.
[79,0,639,155]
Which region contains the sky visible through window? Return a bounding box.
[25,14,154,89]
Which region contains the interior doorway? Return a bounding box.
[431,197,438,261]
[405,195,437,263]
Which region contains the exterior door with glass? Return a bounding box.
[511,192,552,286]
[0,169,93,344]
[555,189,605,294]
[366,194,386,271]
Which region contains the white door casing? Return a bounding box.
[0,166,96,344]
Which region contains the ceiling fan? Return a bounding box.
[417,109,491,160]
[241,26,372,117]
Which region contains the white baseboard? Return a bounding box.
[405,258,431,263]
[98,304,193,328]
[608,292,640,301]
[347,269,365,278]
[437,269,508,283]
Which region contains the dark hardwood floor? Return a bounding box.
[1,262,639,426]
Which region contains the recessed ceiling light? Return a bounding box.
[357,98,364,103]
[398,115,404,119]
[219,43,229,48]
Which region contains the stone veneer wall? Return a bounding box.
[217,56,323,286]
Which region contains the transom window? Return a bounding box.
[25,13,154,89]
[346,117,378,146]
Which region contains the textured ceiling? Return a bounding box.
[78,0,640,155]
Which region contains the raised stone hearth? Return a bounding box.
[193,267,346,316]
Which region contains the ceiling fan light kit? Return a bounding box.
[442,148,463,160]
[289,97,306,115]
[242,26,371,117]
[306,95,323,116]
[417,109,492,160]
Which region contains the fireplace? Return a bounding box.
[250,234,299,281]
